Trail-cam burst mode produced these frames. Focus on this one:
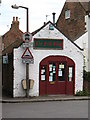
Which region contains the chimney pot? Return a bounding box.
[52,12,56,24]
[44,22,46,25]
[16,17,18,22]
[11,16,19,30]
[13,17,15,22]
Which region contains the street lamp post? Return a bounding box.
[11,4,30,98]
[11,4,29,32]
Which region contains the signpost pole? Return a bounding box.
[26,7,29,98]
[11,5,31,98]
[26,62,29,98]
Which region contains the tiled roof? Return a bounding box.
[2,38,23,55]
[66,0,90,12]
[80,1,89,12]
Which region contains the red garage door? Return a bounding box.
[39,56,75,96]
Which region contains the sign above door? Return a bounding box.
[34,39,63,50]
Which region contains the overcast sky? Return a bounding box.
[0,0,66,35]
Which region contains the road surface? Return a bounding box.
[2,100,88,118]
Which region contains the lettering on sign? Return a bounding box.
[34,39,63,49]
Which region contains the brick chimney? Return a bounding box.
[11,17,19,30]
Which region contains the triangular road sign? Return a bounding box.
[21,48,33,59]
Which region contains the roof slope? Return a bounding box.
[66,0,89,12]
[2,38,23,55]
[79,1,89,12]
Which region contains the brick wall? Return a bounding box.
[83,81,90,94]
[2,17,23,97]
[2,53,13,97]
[0,36,2,56]
[56,2,86,41]
[3,17,23,50]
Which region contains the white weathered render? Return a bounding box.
[75,15,90,72]
[75,32,88,71]
[13,22,83,97]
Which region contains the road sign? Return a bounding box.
[22,42,33,48]
[22,58,34,64]
[21,48,34,64]
[23,32,32,42]
[21,48,33,59]
[3,55,8,64]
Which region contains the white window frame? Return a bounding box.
[65,10,70,19]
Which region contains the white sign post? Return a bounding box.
[22,32,33,98]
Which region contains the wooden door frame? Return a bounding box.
[39,55,75,96]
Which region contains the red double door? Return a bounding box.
[39,56,75,96]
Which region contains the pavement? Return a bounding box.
[1,94,90,103]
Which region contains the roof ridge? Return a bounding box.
[32,21,83,51]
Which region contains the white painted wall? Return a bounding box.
[13,23,83,97]
[75,15,90,72]
[85,15,88,32]
[88,15,90,71]
[74,32,88,71]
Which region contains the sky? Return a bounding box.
[0,0,66,35]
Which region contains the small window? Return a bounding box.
[49,24,54,30]
[65,10,70,19]
[41,66,46,81]
[68,66,73,82]
[58,63,65,81]
[2,43,4,50]
[49,63,56,82]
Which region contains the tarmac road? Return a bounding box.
[2,100,88,118]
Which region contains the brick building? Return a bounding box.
[56,0,89,41]
[2,17,23,96]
